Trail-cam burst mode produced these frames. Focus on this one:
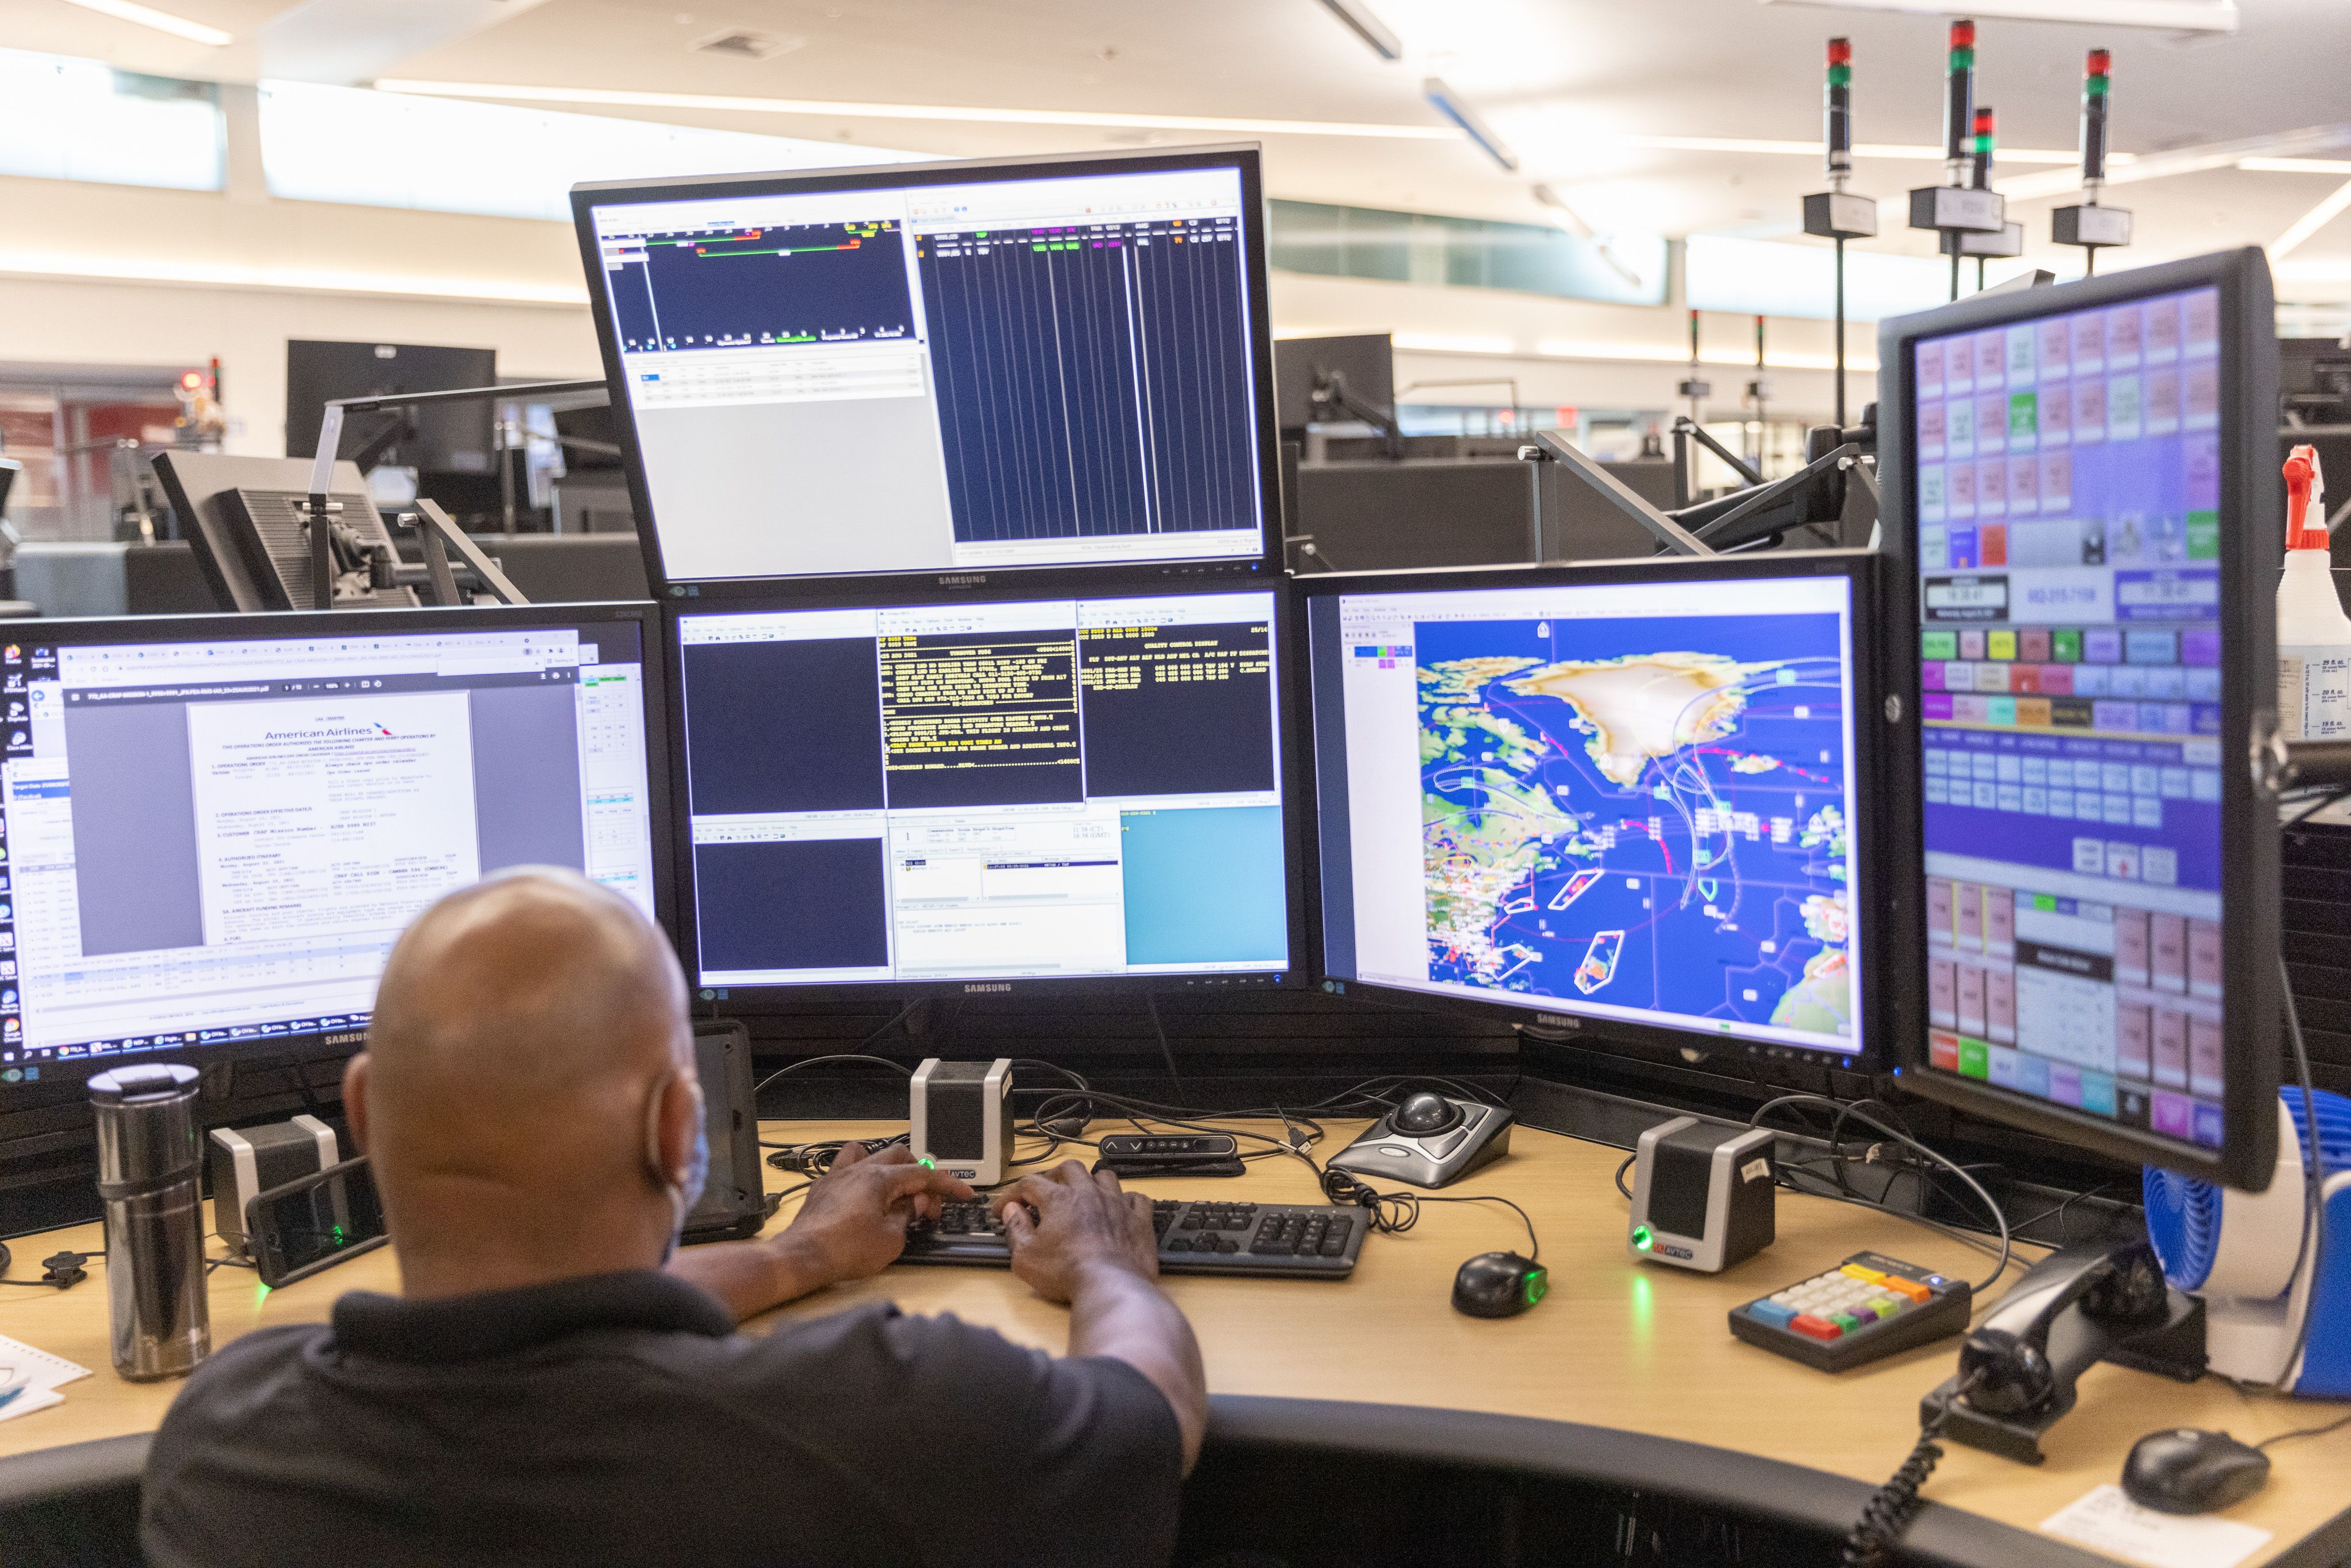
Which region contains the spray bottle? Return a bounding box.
[2278,444,2351,738]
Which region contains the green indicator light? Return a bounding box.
[2086,76,2111,96]
[1949,46,1974,69]
[1524,1269,1549,1306]
[1827,64,1850,87]
[1631,1225,1654,1252]
[919,1156,936,1169]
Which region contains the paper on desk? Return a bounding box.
[2042,1485,2271,1568]
[0,1332,92,1423]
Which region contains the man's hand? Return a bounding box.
[778,1141,974,1288]
[991,1161,1158,1304]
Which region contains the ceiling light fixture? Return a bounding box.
[58,0,231,46]
[1531,183,1646,288]
[2243,158,2351,176]
[1623,133,2091,165]
[1315,0,1402,61]
[2270,178,2351,263]
[1757,0,2237,34]
[1992,122,2351,203]
[1423,78,1518,172]
[370,78,1456,140]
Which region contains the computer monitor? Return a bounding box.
[284,340,498,483]
[572,146,1282,591]
[668,584,1302,999]
[1303,553,1879,1066]
[1876,248,2280,1186]
[1274,333,1395,433]
[0,603,669,1088]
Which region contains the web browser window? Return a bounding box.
[0,622,655,1077]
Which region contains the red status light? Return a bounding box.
[1827,37,1852,64]
[178,370,205,393]
[1949,19,1976,46]
[1973,107,1997,133]
[2087,48,2112,75]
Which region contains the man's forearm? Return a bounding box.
[665,1236,836,1322]
[1066,1260,1208,1470]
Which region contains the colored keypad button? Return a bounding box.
[1828,1312,1861,1331]
[1790,1314,1842,1340]
[1748,1301,1798,1329]
[1882,1278,1933,1303]
[1840,1264,1885,1283]
[1867,1295,1903,1318]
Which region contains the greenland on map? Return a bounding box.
[1416,611,1855,1044]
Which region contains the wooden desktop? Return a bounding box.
[3,1120,2347,1566]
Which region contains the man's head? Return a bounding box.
[344,870,700,1298]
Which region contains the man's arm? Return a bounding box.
[995,1163,1208,1470]
[669,1143,972,1322]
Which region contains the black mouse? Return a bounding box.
[1453,1251,1546,1317]
[1392,1091,1462,1136]
[2121,1428,2271,1515]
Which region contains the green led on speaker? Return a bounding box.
[1632,1225,1654,1252]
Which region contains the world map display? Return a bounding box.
[1415,612,1856,1045]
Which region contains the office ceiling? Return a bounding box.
[9,0,2351,299]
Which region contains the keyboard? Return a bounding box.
[1727,1251,1971,1372]
[899,1198,1363,1279]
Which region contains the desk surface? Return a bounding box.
[3,1120,2346,1566]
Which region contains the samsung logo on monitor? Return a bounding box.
[1534,1013,1580,1030]
[937,573,990,587]
[963,982,1012,993]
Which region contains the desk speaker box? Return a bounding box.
[211,1115,337,1253]
[1627,1117,1775,1272]
[911,1059,1012,1186]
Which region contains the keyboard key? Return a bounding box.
[1748,1301,1799,1329]
[1882,1277,1932,1303]
[1867,1295,1903,1318]
[1840,1263,1885,1283]
[1791,1314,1843,1340]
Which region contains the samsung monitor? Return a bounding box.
[0,603,669,1088]
[572,146,1283,592]
[1877,247,2280,1186]
[1303,553,1879,1066]
[284,340,498,480]
[668,583,1302,999]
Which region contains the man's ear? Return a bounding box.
[655,1068,703,1190]
[342,1054,371,1155]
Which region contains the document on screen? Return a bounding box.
[185,693,482,946]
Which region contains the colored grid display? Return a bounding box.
[915,215,1256,546]
[622,220,915,352]
[1910,285,2226,1149]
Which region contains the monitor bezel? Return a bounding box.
[570,143,1289,601]
[1294,548,1886,1072]
[1875,249,2281,1188]
[659,577,1314,1008]
[0,600,677,1091]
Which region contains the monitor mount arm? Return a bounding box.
[304,378,604,610]
[1925,1237,2204,1464]
[1516,430,1717,558]
[1310,371,1403,459]
[1673,415,1766,490]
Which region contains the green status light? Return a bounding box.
[1524,1269,1549,1306]
[919,1156,936,1169]
[1631,1225,1654,1252]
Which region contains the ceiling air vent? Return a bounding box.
[690,28,802,60]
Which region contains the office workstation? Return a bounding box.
[5,9,2351,1568]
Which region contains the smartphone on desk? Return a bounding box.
[246,1156,388,1287]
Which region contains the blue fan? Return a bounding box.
[2146,1089,2351,1395]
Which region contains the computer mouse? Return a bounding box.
[1452,1251,1547,1317]
[2121,1427,2271,1515]
[1393,1091,1462,1136]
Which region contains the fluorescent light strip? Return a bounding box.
[1626,134,2092,166]
[2244,158,2351,176]
[58,0,231,46]
[372,78,1456,140]
[1383,334,1881,373]
[1758,0,2238,34]
[1422,78,1518,173]
[2270,178,2351,263]
[0,249,589,305]
[1316,0,1403,61]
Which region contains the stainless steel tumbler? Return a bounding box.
[89,1064,210,1380]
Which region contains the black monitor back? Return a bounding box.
[284,340,496,478]
[1275,334,1394,430]
[151,451,413,612]
[1294,460,1537,570]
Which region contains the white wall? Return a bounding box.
[0,166,1881,460]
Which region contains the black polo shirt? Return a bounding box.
[141,1271,1183,1567]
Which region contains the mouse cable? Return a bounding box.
[1752,1094,2013,1294]
[1613,1153,1635,1200]
[1840,1372,1983,1568]
[2256,1407,2351,1451]
[751,1046,917,1102]
[1318,1167,1541,1262]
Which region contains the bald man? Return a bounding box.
[141,871,1206,1568]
